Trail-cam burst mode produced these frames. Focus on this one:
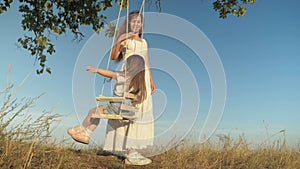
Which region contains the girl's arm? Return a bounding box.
[86,66,117,79]
[144,40,156,93]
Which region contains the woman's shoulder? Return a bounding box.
[141,38,148,45]
[141,38,147,42]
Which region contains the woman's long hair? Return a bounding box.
[116,10,144,41]
[125,55,146,105]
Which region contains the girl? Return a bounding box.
[67,54,146,145]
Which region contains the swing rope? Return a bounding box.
[99,0,125,96]
[141,0,145,39]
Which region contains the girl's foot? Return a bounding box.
[70,131,90,144]
[67,125,90,144]
[67,125,84,135]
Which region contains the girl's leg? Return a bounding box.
[82,106,104,131]
[67,106,104,144]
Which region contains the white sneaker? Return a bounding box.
[125,152,152,165]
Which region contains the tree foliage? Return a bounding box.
[213,0,256,18]
[0,0,256,74]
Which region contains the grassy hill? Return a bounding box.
[1,83,300,169]
[1,136,300,169]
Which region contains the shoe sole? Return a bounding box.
[124,158,152,165]
[71,138,89,144]
[71,135,89,144]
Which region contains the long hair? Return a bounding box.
[116,10,144,41]
[115,11,144,62]
[125,55,147,105]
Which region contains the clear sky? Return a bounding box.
[1,0,299,150]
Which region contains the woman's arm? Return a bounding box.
[86,66,117,79]
[110,33,139,60]
[110,40,124,60]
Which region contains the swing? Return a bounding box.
[91,0,145,120]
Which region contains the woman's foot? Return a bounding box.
[125,151,152,165]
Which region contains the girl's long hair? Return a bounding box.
[125,55,147,105]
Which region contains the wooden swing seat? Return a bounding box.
[91,113,123,120]
[91,110,138,120]
[93,95,139,120]
[96,95,124,102]
[96,93,136,102]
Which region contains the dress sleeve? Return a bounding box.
[115,71,125,84]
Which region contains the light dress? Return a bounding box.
[103,38,154,151]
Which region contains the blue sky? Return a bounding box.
[1,0,299,148]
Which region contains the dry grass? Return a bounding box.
[149,137,300,169]
[1,79,300,168]
[1,133,300,169]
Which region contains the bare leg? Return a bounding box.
[67,106,104,144]
[81,106,104,131]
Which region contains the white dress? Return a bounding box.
[103,38,154,151]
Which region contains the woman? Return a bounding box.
[104,10,156,165]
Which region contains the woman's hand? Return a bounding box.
[117,32,139,42]
[151,80,156,94]
[86,66,98,73]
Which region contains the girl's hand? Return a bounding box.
[86,66,98,73]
